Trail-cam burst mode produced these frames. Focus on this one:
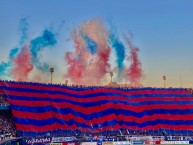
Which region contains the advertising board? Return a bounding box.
[81,142,97,145]
[102,142,114,145]
[113,141,131,145]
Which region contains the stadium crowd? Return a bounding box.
[0,95,16,142]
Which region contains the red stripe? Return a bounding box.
[9,99,193,114]
[15,123,193,132]
[1,82,189,96]
[5,90,193,103]
[12,110,193,125]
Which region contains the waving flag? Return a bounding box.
[0,80,193,136]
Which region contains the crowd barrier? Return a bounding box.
[0,103,9,110]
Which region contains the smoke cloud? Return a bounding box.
[65,19,111,85]
[0,18,143,86]
[65,19,142,86]
[0,18,29,79]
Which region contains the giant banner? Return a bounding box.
[0,80,193,136]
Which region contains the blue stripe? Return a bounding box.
[8,95,193,107]
[10,105,193,119]
[14,117,193,128]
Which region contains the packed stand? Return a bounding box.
[0,110,17,142]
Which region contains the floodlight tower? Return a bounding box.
[65,80,68,86]
[110,71,113,84]
[180,74,182,88]
[49,67,54,83]
[163,75,166,88]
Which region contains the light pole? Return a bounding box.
[180,74,182,88]
[163,75,166,88]
[50,67,54,83]
[110,71,113,84]
[65,80,68,86]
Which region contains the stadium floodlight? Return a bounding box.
[163,75,166,88]
[110,71,113,84]
[65,80,68,86]
[49,67,54,83]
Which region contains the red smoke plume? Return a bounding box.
[124,36,143,87]
[11,45,33,81]
[64,29,85,84]
[65,52,84,84]
[98,46,111,76]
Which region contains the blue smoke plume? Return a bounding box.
[82,33,97,55]
[30,29,57,71]
[19,18,29,46]
[0,18,29,79]
[109,32,125,70]
[9,48,19,59]
[34,61,50,72]
[0,61,11,78]
[8,18,29,60]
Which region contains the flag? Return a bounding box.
[0,80,193,136]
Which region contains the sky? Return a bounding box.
[0,0,193,88]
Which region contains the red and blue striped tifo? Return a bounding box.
[0,80,193,136]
